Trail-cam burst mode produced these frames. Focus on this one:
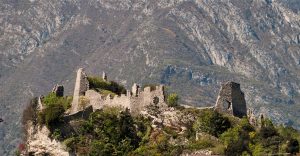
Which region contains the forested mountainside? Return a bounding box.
[0,0,300,154]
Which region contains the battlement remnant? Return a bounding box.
[214,81,247,118]
[70,68,89,114]
[102,72,107,81]
[52,84,64,97]
[132,83,140,96]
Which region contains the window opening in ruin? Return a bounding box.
[223,99,231,110]
[153,96,159,105]
[226,100,231,110]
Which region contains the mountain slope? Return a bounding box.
[0,0,300,154]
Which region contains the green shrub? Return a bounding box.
[220,118,255,156]
[249,143,264,156]
[87,76,110,90]
[167,93,179,107]
[87,76,126,95]
[134,115,152,144]
[277,125,300,141]
[63,137,78,151]
[89,141,117,156]
[258,119,282,154]
[37,93,71,129]
[39,104,65,128]
[74,108,141,155]
[220,127,240,147]
[43,93,72,110]
[52,129,62,140]
[187,138,215,150]
[193,110,231,137]
[132,131,178,155]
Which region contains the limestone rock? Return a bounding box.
[25,122,69,156]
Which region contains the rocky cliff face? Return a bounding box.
[25,122,69,156]
[0,0,300,154]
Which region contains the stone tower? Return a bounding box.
[70,68,89,114]
[52,84,64,97]
[214,81,247,118]
[131,83,140,96]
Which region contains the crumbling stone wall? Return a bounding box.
[130,85,166,115]
[103,94,131,109]
[214,81,247,118]
[86,90,131,110]
[69,68,167,114]
[85,90,103,110]
[70,68,89,114]
[82,84,166,115]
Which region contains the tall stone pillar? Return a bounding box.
[70,68,89,114]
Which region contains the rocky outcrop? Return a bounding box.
[215,82,247,118]
[181,150,213,156]
[25,122,69,156]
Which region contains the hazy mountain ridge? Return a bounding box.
[0,0,300,154]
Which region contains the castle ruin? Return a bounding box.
[40,69,249,119]
[214,81,247,118]
[70,68,167,115]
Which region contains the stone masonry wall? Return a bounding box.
[84,85,166,115]
[214,81,247,118]
[132,85,165,114]
[70,68,89,114]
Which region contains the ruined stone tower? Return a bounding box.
[70,68,89,114]
[52,84,64,97]
[214,81,247,118]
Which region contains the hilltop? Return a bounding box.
[19,69,300,155]
[1,0,300,154]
